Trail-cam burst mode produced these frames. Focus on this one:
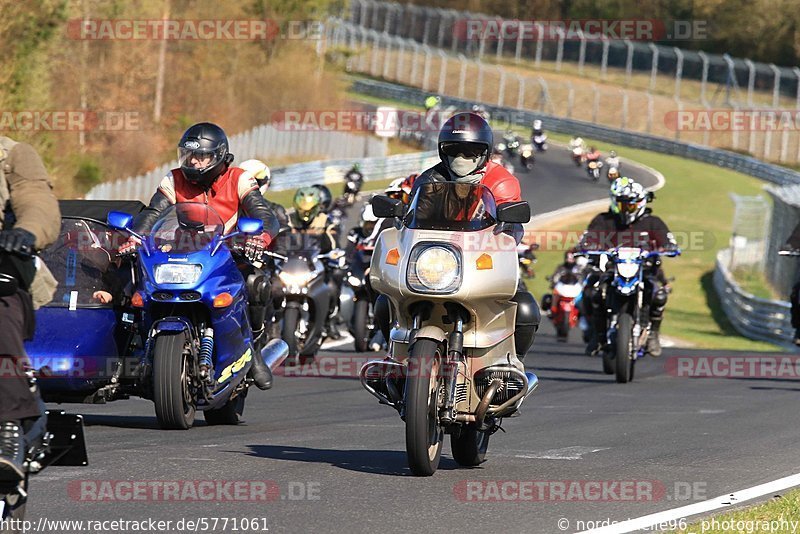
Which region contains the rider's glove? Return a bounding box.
[245,233,271,263]
[0,228,36,254]
[118,236,141,256]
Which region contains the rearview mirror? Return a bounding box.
[237,217,264,235]
[107,211,133,231]
[371,195,403,218]
[496,201,530,224]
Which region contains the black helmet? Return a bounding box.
[177,122,234,189]
[311,184,333,213]
[437,112,493,180]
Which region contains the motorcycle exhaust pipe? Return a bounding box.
[475,379,502,428]
[260,339,289,371]
[524,372,539,398]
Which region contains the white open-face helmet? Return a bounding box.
[239,159,271,190]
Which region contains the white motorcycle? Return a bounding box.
[360,182,538,476]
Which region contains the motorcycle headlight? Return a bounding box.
[347,275,362,287]
[154,264,202,285]
[408,245,461,293]
[279,271,315,287]
[616,262,639,279]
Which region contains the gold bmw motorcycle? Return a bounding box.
[360,182,539,476]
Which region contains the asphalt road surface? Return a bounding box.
[27,146,792,534]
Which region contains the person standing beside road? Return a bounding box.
[0,136,60,481]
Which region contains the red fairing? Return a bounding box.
[480,161,522,204]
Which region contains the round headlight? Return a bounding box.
[414,246,459,291]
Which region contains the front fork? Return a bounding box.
[440,304,469,425]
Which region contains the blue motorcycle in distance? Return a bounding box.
[587,245,680,383]
[107,202,288,429]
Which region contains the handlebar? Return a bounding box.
[581,247,681,258]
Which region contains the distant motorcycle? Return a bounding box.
[517,243,538,280]
[571,146,584,166]
[547,272,583,342]
[587,159,603,182]
[343,171,364,206]
[274,233,350,364]
[519,143,535,171]
[346,240,377,352]
[532,133,548,152]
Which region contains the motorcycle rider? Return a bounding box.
[285,186,344,339]
[585,146,601,164]
[344,164,364,202]
[580,177,677,357]
[374,112,541,360]
[424,95,441,113]
[120,123,280,391]
[569,135,586,153]
[605,150,620,170]
[541,250,581,314]
[530,119,547,151]
[239,159,289,227]
[0,136,60,481]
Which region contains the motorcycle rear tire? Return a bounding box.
[153,331,196,430]
[615,313,634,383]
[556,313,570,341]
[405,339,444,476]
[451,423,491,466]
[282,305,301,362]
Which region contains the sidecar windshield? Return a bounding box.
[404,182,497,231]
[40,218,125,308]
[150,203,225,253]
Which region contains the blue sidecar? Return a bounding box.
[28,200,146,403]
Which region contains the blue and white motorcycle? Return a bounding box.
[107,203,288,429]
[589,246,680,383]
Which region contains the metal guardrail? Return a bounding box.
[714,249,794,347]
[271,150,439,191]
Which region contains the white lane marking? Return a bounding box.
[576,472,800,534]
[511,446,610,460]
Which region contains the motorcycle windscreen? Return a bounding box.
[404,182,497,231]
[150,203,225,253]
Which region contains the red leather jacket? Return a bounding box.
[133,166,280,239]
[413,160,522,205]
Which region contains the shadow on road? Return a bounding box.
[82,414,162,429]
[243,444,461,476]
